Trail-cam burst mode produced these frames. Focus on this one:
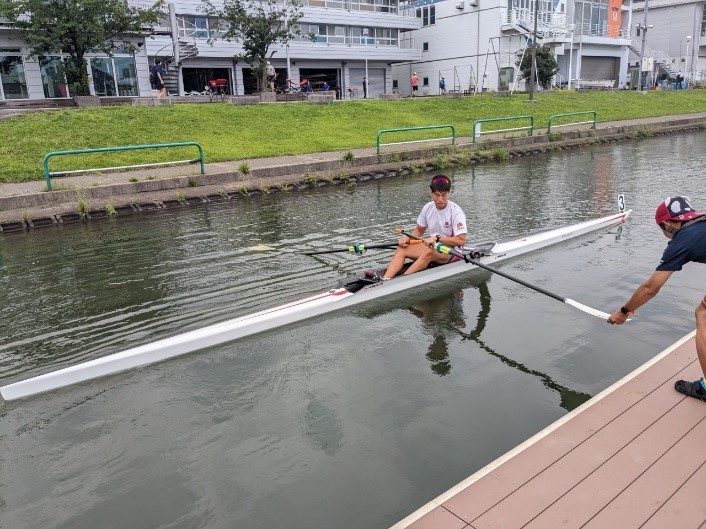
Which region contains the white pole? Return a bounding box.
[685,36,691,80]
[577,3,584,87]
[363,28,369,98]
[568,24,574,88]
[638,0,649,90]
[284,3,291,82]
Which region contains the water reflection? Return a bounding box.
[395,275,592,411]
[407,290,465,376]
[446,281,592,411]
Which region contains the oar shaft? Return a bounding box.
[303,240,421,256]
[303,243,397,256]
[397,229,572,306]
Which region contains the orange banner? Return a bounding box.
[608,0,622,37]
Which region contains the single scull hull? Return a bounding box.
[1,210,631,400]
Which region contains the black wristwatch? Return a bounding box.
[436,235,441,243]
[620,306,630,315]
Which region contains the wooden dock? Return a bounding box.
[392,331,706,529]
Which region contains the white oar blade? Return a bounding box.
[249,245,276,252]
[565,298,611,320]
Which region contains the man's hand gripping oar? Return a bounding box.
[395,228,618,321]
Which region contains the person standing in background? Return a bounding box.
[410,72,420,96]
[153,59,166,99]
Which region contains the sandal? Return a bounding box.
[674,379,706,402]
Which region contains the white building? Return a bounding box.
[391,0,703,93]
[0,0,422,101]
[626,0,704,86]
[392,0,635,94]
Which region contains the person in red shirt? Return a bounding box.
[410,72,420,96]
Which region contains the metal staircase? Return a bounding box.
[501,8,570,42]
[628,36,695,85]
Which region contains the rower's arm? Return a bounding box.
[436,232,467,248]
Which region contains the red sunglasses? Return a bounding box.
[431,176,451,185]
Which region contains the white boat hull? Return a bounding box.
[1,210,631,401]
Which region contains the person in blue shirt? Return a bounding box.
[322,81,329,92]
[153,59,166,98]
[439,76,446,94]
[608,196,706,402]
[306,81,313,93]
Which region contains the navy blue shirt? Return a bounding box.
[656,217,706,271]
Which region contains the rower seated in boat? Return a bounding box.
[377,174,468,280]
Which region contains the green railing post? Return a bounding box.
[547,111,597,133]
[376,125,456,155]
[471,116,534,143]
[43,142,205,191]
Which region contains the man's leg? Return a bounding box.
[695,296,706,378]
[674,295,706,401]
[384,245,426,279]
[402,249,449,276]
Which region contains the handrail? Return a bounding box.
[472,116,533,143]
[42,142,205,191]
[547,111,597,133]
[376,125,456,155]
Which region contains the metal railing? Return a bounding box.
[376,125,456,155]
[472,116,533,143]
[43,142,205,191]
[547,112,596,133]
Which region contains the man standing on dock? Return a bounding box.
[608,196,706,403]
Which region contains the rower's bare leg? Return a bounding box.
[695,295,706,380]
[384,245,426,279]
[403,251,447,275]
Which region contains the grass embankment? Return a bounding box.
[2,90,706,183]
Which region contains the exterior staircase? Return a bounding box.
[628,36,695,85]
[500,8,570,42]
[152,39,199,96]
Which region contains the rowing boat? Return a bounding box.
[0,210,631,401]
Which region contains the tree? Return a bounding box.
[201,0,307,93]
[0,0,164,96]
[515,45,559,89]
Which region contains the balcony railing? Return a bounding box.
[303,0,404,14]
[292,34,400,46]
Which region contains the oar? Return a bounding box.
[302,240,420,256]
[395,228,613,320]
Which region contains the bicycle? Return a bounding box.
[207,79,229,102]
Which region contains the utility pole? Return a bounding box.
[528,0,539,100]
[637,0,649,91]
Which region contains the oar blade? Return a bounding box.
[564,298,612,320]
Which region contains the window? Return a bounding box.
[40,56,69,98]
[0,50,28,99]
[423,77,429,86]
[178,16,210,39]
[416,5,435,26]
[393,79,398,89]
[423,42,429,51]
[90,56,138,97]
[114,57,138,96]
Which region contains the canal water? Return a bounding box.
[1,133,704,528]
